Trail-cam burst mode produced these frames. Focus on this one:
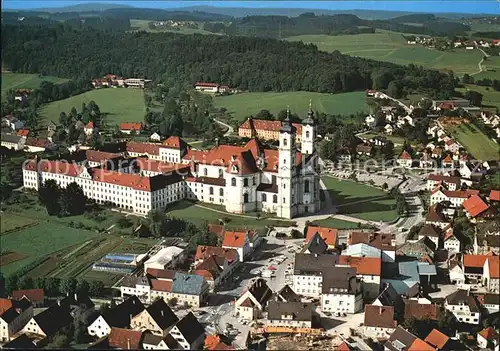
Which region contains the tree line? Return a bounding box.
[2,24,457,98]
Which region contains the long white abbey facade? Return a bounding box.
[22,111,320,219]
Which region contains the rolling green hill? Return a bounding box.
[287,31,484,76]
[214,91,369,121]
[1,72,68,95]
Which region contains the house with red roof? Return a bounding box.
[463,254,499,292]
[119,122,144,134]
[489,190,500,202]
[338,256,381,299]
[12,289,45,308]
[424,329,450,350]
[194,246,240,291]
[462,194,491,221]
[443,226,461,254]
[222,230,254,262]
[16,129,30,137]
[238,117,303,143]
[305,226,338,249]
[483,255,500,293]
[84,121,94,136]
[430,186,479,207]
[397,150,413,168]
[477,327,499,350]
[195,82,220,93]
[426,174,461,191]
[363,305,396,339]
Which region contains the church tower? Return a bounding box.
[277,107,297,219]
[301,100,316,155]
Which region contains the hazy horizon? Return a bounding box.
[2,0,499,15]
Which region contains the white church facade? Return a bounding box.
[22,110,320,219]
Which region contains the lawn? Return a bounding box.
[1,72,68,95]
[322,176,398,222]
[447,123,499,161]
[0,222,99,276]
[166,200,295,233]
[472,56,500,81]
[0,213,38,234]
[39,88,146,127]
[312,217,369,229]
[287,31,483,76]
[214,91,369,121]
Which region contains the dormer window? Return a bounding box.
[232,165,238,173]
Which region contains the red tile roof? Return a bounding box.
[478,327,499,340]
[363,305,396,328]
[408,338,436,351]
[120,122,143,131]
[12,288,44,303]
[462,195,489,217]
[427,173,459,184]
[151,279,173,292]
[134,157,190,174]
[146,268,176,280]
[109,327,143,350]
[204,335,235,350]
[336,341,353,351]
[16,129,29,137]
[126,141,160,156]
[404,300,438,320]
[92,169,181,192]
[463,254,489,268]
[85,121,94,129]
[487,256,499,278]
[440,189,480,199]
[208,224,225,238]
[399,150,412,160]
[195,246,238,263]
[338,256,381,276]
[0,298,13,315]
[239,118,303,134]
[222,231,249,248]
[424,329,449,349]
[162,136,184,149]
[306,226,338,246]
[25,137,51,148]
[85,150,121,164]
[489,190,500,201]
[195,82,219,87]
[349,232,395,251]
[442,154,453,163]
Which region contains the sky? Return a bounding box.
[2,0,499,15]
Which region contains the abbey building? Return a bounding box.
[22,109,320,219]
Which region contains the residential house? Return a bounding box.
[444,139,460,153]
[462,194,491,221]
[131,299,178,336]
[142,333,178,350]
[301,233,328,255]
[21,303,73,341]
[442,154,454,167]
[363,305,396,339]
[476,293,500,315]
[384,326,417,351]
[168,312,205,350]
[195,82,220,93]
[58,292,94,317]
[84,121,94,136]
[266,301,314,328]
[356,143,373,156]
[292,253,338,297]
[443,227,461,254]
[417,224,441,248]
[108,327,144,350]
[1,133,26,151]
[338,256,381,299]
[372,283,404,317]
[397,237,436,261]
[424,329,450,350]
[1,334,37,349]
[305,226,337,249]
[16,129,30,137]
[448,260,466,285]
[150,132,161,142]
[1,116,24,131]
[425,205,450,229]
[489,190,500,203]
[204,334,234,351]
[463,254,499,291]
[168,272,209,308]
[426,174,461,191]
[87,296,145,338]
[404,299,438,321]
[348,232,396,262]
[477,327,499,350]
[384,124,394,135]
[12,289,45,308]
[444,289,481,325]
[365,115,376,128]
[321,266,363,314]
[431,147,444,159]
[193,256,225,292]
[272,285,301,303]
[24,137,54,153]
[0,297,33,342]
[420,153,433,168]
[474,233,500,255]
[235,278,273,320]
[120,122,144,134]
[430,187,479,207]
[222,230,255,262]
[483,255,499,293]
[397,151,413,168]
[371,136,389,146]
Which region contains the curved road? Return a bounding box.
[214,119,234,137]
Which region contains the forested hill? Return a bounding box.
[203,12,470,38]
[1,24,456,98]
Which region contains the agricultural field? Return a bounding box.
[166,200,295,233]
[0,213,38,234]
[39,88,146,127]
[287,31,483,76]
[322,176,398,222]
[0,222,99,276]
[1,72,68,96]
[214,91,369,121]
[447,123,499,161]
[129,19,215,35]
[473,56,500,81]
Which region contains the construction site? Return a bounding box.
[265,333,347,350]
